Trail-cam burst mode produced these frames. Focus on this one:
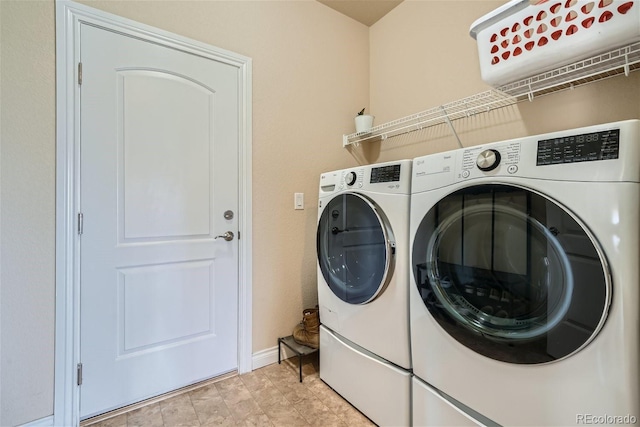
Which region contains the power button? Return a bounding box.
[507,165,518,174]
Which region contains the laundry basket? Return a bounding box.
[470,0,640,86]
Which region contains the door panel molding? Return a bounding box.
[54,1,252,425]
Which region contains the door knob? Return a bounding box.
[215,231,234,241]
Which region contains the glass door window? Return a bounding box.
[413,184,610,364]
[317,193,394,304]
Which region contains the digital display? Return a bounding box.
[370,164,401,183]
[537,129,620,166]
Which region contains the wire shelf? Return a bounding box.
[343,41,640,147]
[500,42,640,101]
[343,89,518,147]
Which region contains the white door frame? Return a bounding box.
[54,2,253,425]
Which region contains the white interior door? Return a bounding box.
[79,23,240,418]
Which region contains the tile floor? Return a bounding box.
[83,355,376,427]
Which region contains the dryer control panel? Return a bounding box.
[412,120,639,193]
[536,128,620,165]
[459,141,522,179]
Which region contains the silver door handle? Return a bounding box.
[215,231,234,241]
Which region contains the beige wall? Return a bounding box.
[0,1,367,425]
[1,0,639,425]
[1,1,57,425]
[364,0,640,164]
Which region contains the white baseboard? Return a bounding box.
[252,345,279,370]
[252,344,300,370]
[19,415,54,427]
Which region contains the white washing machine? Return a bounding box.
[410,120,640,426]
[317,160,412,427]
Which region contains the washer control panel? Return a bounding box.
[339,163,403,189]
[370,163,402,183]
[345,171,358,186]
[341,169,364,189]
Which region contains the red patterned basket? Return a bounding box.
[470,0,640,86]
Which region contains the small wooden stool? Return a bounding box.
[277,335,319,382]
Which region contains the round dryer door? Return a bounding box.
[317,193,395,304]
[412,184,611,364]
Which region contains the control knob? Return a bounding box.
[345,171,357,186]
[476,149,501,172]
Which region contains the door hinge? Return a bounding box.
[77,363,83,386]
[78,212,84,235]
[78,62,83,86]
[238,231,241,240]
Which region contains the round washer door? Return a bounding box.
[412,184,611,364]
[317,193,395,304]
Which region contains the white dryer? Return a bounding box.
[317,160,411,427]
[410,120,640,426]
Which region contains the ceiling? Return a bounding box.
[316,0,404,26]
